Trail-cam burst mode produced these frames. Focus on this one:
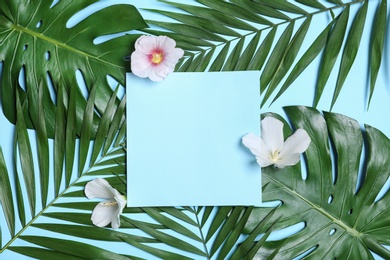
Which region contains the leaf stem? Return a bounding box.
[1,173,83,252]
[9,24,124,69]
[194,206,210,259]
[361,235,390,259]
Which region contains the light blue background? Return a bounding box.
[127,72,261,207]
[1,0,389,259]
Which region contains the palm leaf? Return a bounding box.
[245,106,390,259]
[0,85,128,257]
[145,0,388,109]
[0,0,147,137]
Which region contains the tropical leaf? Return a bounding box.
[144,0,388,109]
[0,0,147,138]
[245,106,390,259]
[0,83,128,257]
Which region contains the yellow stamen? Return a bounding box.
[270,150,280,162]
[101,201,118,207]
[151,53,163,64]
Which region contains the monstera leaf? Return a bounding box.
[245,106,390,259]
[146,0,388,109]
[0,0,147,137]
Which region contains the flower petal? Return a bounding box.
[256,156,274,168]
[279,128,311,157]
[90,200,118,228]
[158,35,176,50]
[261,117,284,153]
[135,35,158,54]
[274,153,301,168]
[85,178,115,199]
[164,48,185,63]
[111,195,126,229]
[242,133,274,167]
[242,133,262,156]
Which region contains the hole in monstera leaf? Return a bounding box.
[328,195,333,204]
[106,74,125,98]
[75,69,89,100]
[46,72,56,103]
[260,200,283,207]
[66,2,109,28]
[292,245,318,260]
[266,222,305,241]
[18,66,26,91]
[329,228,336,236]
[45,51,50,61]
[348,209,353,215]
[23,44,28,50]
[36,20,42,28]
[374,175,390,202]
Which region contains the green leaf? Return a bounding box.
[36,80,49,207]
[121,236,192,260]
[145,9,241,37]
[194,0,272,26]
[209,42,231,71]
[33,223,155,243]
[9,247,86,260]
[230,206,279,260]
[54,83,66,196]
[161,1,266,31]
[247,27,277,71]
[252,0,308,14]
[90,86,120,166]
[142,207,202,242]
[20,236,130,260]
[0,148,15,236]
[105,95,126,154]
[314,6,349,107]
[65,83,77,187]
[124,217,207,257]
[222,37,245,71]
[145,20,226,42]
[78,84,97,175]
[262,16,311,106]
[332,1,368,109]
[0,1,147,137]
[234,32,261,71]
[271,20,334,105]
[15,90,35,217]
[230,0,291,20]
[216,207,253,259]
[206,206,232,242]
[260,22,294,93]
[368,0,387,107]
[245,106,390,259]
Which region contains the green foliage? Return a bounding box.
[0,0,147,138]
[245,107,390,259]
[0,0,389,259]
[145,0,388,109]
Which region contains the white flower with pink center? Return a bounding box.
[131,35,184,82]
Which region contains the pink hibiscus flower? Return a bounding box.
[131,35,184,82]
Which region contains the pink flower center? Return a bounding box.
[149,49,164,65]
